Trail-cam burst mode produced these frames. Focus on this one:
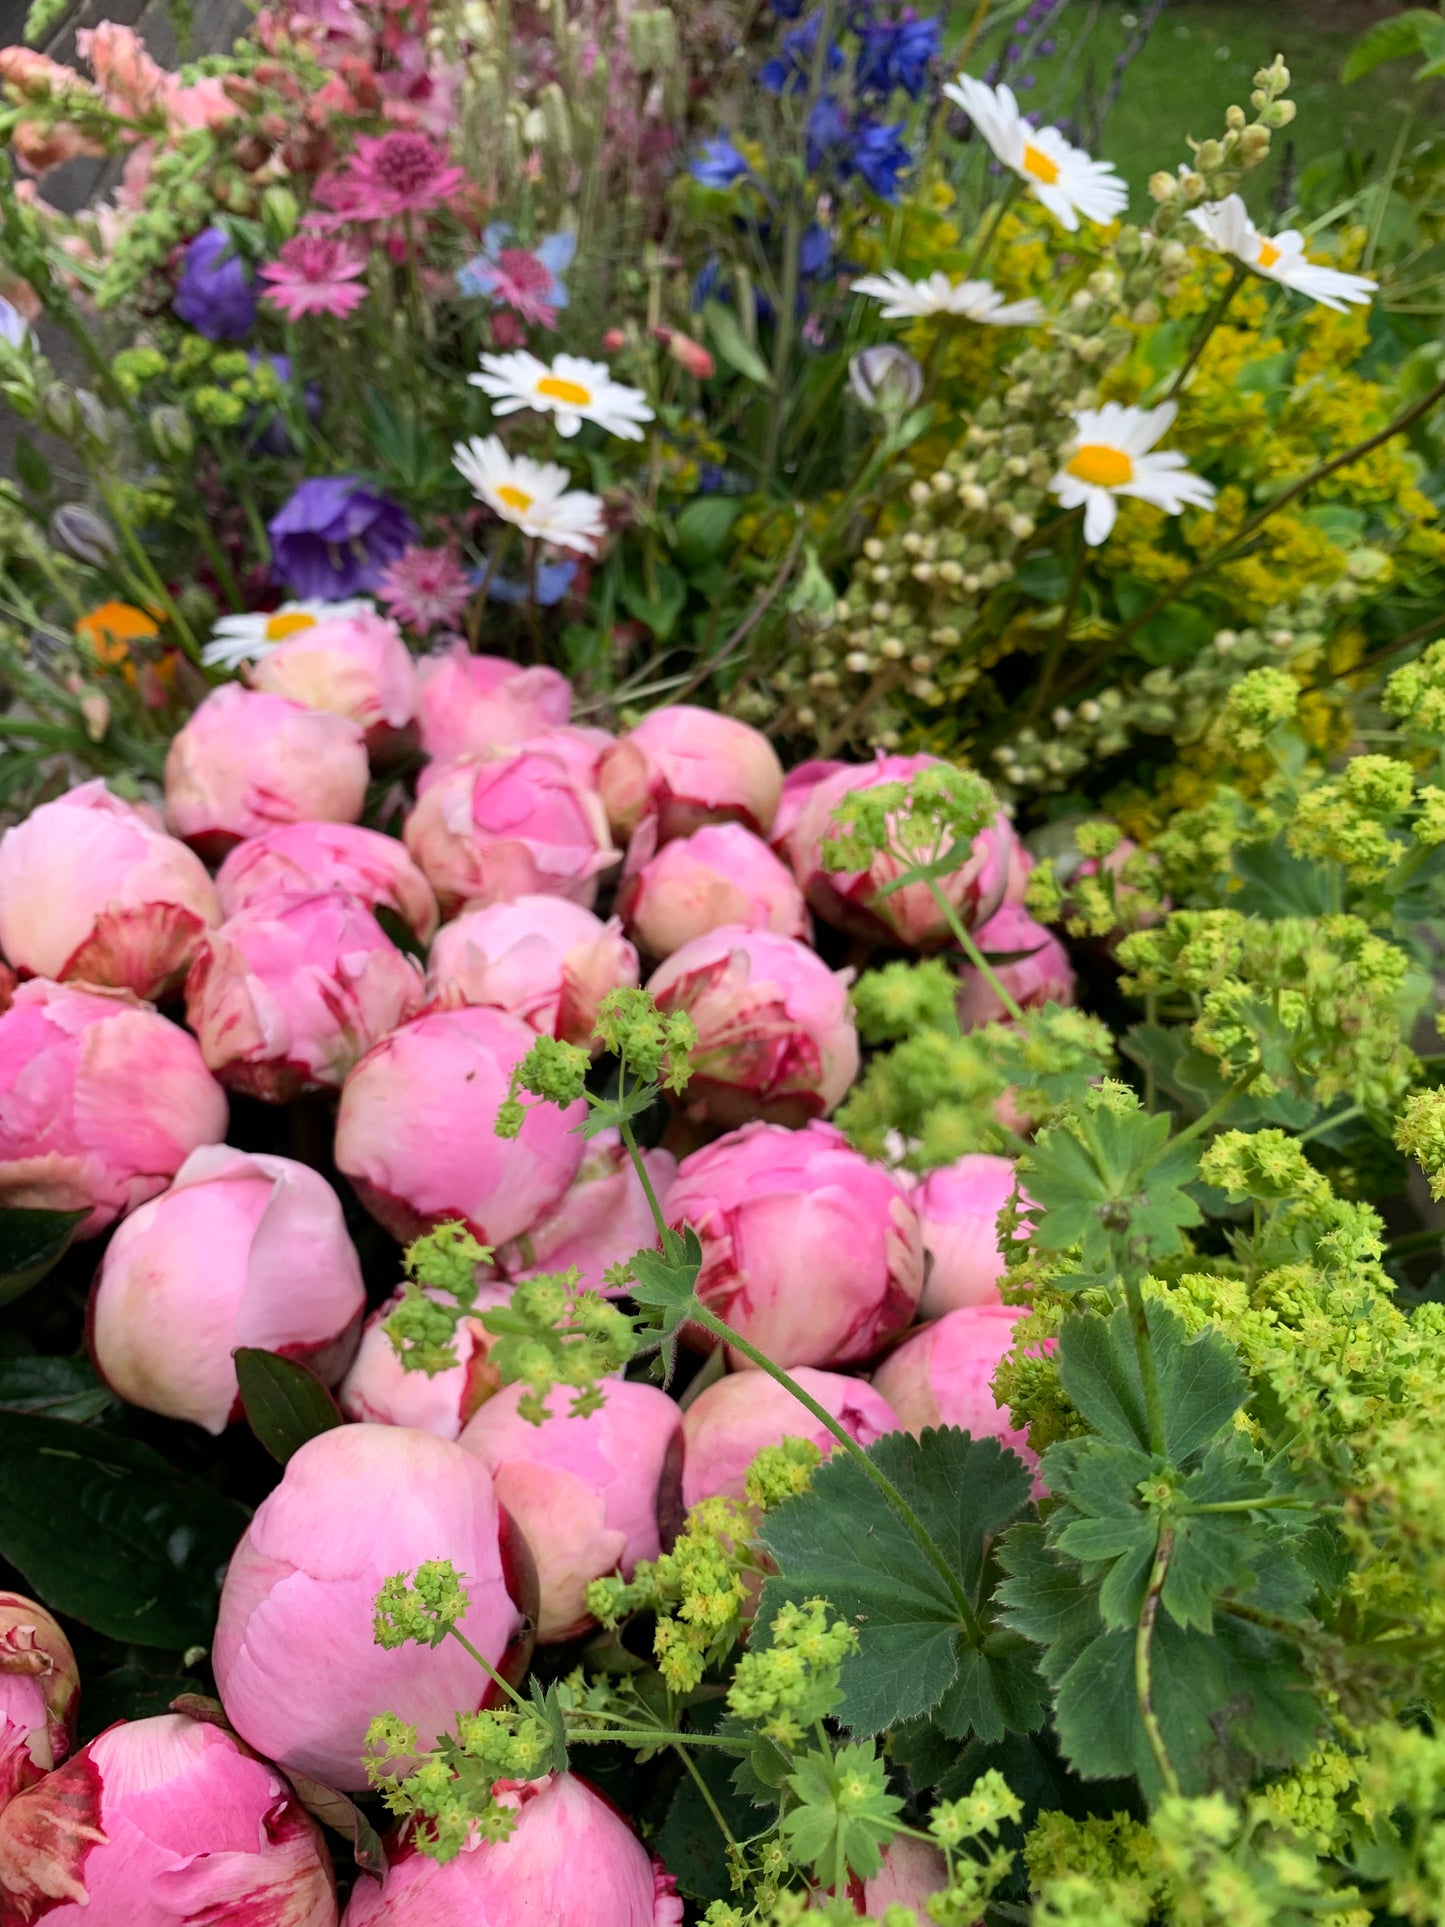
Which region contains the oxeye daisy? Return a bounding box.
[1048,401,1215,546]
[202,598,375,670]
[453,435,607,555]
[1189,194,1377,312]
[851,269,1045,324]
[942,73,1128,232]
[469,351,654,441]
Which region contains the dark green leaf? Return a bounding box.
[629,1228,702,1311]
[702,300,773,387]
[0,1207,87,1306]
[1056,1304,1247,1461]
[621,561,688,643]
[234,1349,344,1465]
[674,497,742,570]
[658,1749,763,1900]
[1342,8,1439,81]
[0,1415,249,1646]
[13,433,51,499]
[0,1355,116,1423]
[1131,601,1214,669]
[1231,840,1335,918]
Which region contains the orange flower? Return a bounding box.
[76,601,160,671]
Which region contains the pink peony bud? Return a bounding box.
[338,1277,514,1438]
[0,780,221,1001]
[216,821,439,945]
[248,608,420,753]
[870,1305,1034,1462]
[647,926,859,1127]
[426,895,639,1046]
[789,757,1011,948]
[342,1771,682,1925]
[415,645,571,764]
[0,1593,79,1810]
[165,684,369,861]
[0,1712,336,1924]
[0,980,227,1235]
[974,816,1033,907]
[599,705,784,845]
[681,1366,899,1508]
[215,1425,525,1789]
[90,1144,365,1434]
[618,821,811,960]
[768,758,847,857]
[335,1005,587,1244]
[495,1128,677,1294]
[821,1837,951,1915]
[185,893,426,1101]
[914,1153,1030,1319]
[403,748,617,915]
[666,1121,923,1369]
[459,1379,683,1641]
[956,902,1074,1031]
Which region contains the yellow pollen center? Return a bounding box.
[1067,444,1134,488]
[1021,142,1060,185]
[536,375,592,407]
[264,611,318,641]
[1256,239,1281,269]
[496,484,535,514]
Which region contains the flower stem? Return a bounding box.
[1122,1273,1166,1457]
[670,1742,737,1848]
[964,174,1022,279]
[919,872,1027,1024]
[446,1625,528,1711]
[1135,1525,1182,1797]
[1165,266,1244,401]
[1166,1058,1263,1152]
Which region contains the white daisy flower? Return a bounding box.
[453,435,607,555]
[201,598,374,670]
[1048,400,1216,546]
[1188,194,1377,312]
[469,350,655,441]
[851,269,1045,324]
[942,73,1128,233]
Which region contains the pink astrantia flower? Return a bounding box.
[316,131,467,222]
[377,541,473,634]
[260,233,369,321]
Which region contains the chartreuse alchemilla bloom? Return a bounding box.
[1049,402,1216,546]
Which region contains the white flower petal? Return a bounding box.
[1082,488,1117,546]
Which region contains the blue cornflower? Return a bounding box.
[760,12,844,92]
[844,117,912,201]
[855,12,942,99]
[691,136,751,188]
[472,557,579,606]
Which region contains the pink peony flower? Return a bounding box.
[956,901,1075,1030]
[618,821,811,960]
[339,1277,514,1438]
[975,817,1033,907]
[0,1713,336,1923]
[164,684,369,861]
[376,541,473,634]
[824,1837,951,1916]
[665,1121,924,1369]
[647,926,859,1127]
[914,1154,1031,1319]
[871,1304,1035,1462]
[184,893,425,1101]
[789,756,1012,948]
[0,1593,79,1811]
[247,607,419,750]
[599,705,784,845]
[495,1128,677,1295]
[215,821,439,944]
[342,1772,682,1925]
[315,130,468,222]
[0,779,220,1001]
[260,233,369,320]
[681,1366,899,1508]
[215,1425,525,1790]
[335,1004,587,1244]
[459,1379,683,1641]
[90,1144,365,1434]
[426,895,638,1046]
[0,981,227,1236]
[403,748,617,915]
[768,757,846,856]
[414,645,571,763]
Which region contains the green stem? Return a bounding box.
[1383,1226,1444,1263]
[964,175,1022,279]
[1023,511,1087,726]
[96,478,203,664]
[1123,1274,1166,1458]
[620,1115,668,1238]
[568,1726,742,1750]
[1135,1525,1182,1797]
[671,1741,737,1848]
[1297,1104,1363,1145]
[920,872,1027,1024]
[1189,1496,1320,1515]
[1165,266,1245,401]
[447,1625,528,1711]
[1166,1059,1263,1153]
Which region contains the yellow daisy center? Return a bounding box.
[1067,444,1134,488]
[495,484,535,514]
[536,375,593,407]
[264,611,319,642]
[1256,239,1281,269]
[1021,142,1059,186]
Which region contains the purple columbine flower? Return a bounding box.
[267,477,418,599]
[691,136,752,189]
[173,226,257,341]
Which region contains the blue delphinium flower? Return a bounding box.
[691,136,752,188]
[844,118,912,201]
[805,95,850,172]
[855,12,942,99]
[760,12,844,92]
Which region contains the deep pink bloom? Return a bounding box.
[215,822,439,944]
[426,895,639,1046]
[913,1153,1031,1318]
[665,1120,924,1369]
[495,1128,677,1297]
[414,645,571,762]
[260,233,369,321]
[871,1304,1036,1463]
[681,1366,898,1508]
[339,1277,513,1438]
[599,705,783,845]
[376,541,473,634]
[0,1593,79,1811]
[956,901,1075,1030]
[768,758,846,856]
[618,821,810,960]
[317,131,467,221]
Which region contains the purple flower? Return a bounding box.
[855,12,942,99]
[760,13,844,92]
[806,94,850,171]
[844,117,912,201]
[692,136,751,189]
[173,226,257,341]
[267,477,418,599]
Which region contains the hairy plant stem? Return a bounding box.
[920,871,1027,1023]
[1123,1273,1167,1458]
[1135,1525,1182,1797]
[1165,266,1245,401]
[671,1740,737,1847]
[448,1625,527,1710]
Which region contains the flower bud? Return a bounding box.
[848,343,923,418]
[73,388,114,454]
[47,504,116,566]
[0,1593,79,1807]
[260,182,299,246]
[599,704,783,845]
[38,381,79,440]
[872,1304,1037,1464]
[619,821,810,959]
[215,821,438,943]
[496,1127,676,1295]
[681,1366,898,1507]
[146,403,193,462]
[339,1277,512,1436]
[426,895,639,1045]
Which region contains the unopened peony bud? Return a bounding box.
[414,648,571,764]
[681,1366,898,1507]
[247,608,418,751]
[495,1127,676,1295]
[956,901,1075,1030]
[339,1277,513,1437]
[913,1154,1032,1318]
[0,1593,78,1808]
[599,705,783,845]
[426,895,638,1045]
[871,1304,1036,1463]
[619,821,810,958]
[215,821,438,943]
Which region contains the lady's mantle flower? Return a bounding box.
[855,12,943,99]
[852,268,1044,323]
[1189,195,1377,311]
[942,73,1127,231]
[470,351,654,441]
[458,225,574,328]
[377,543,474,634]
[201,598,374,670]
[691,136,751,189]
[315,131,467,222]
[1049,401,1215,546]
[259,234,368,321]
[267,478,417,600]
[453,436,607,555]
